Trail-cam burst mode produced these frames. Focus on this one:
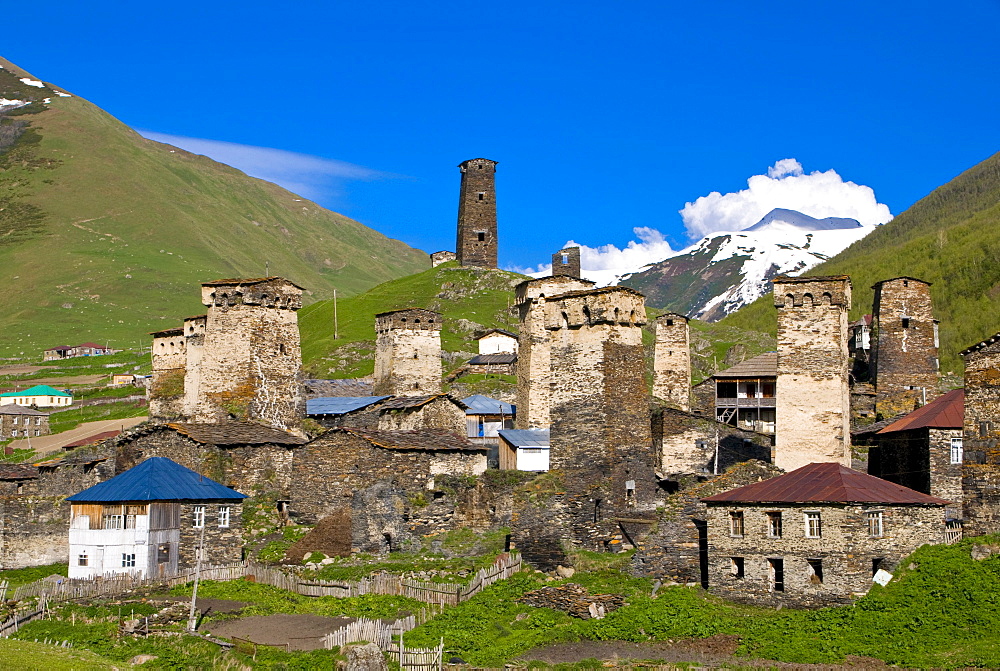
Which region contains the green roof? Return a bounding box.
[0,384,72,398]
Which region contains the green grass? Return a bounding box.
[0,562,68,588]
[48,400,147,434]
[0,639,125,670]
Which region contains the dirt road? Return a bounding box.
[7,416,148,456]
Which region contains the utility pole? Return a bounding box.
[186,522,207,633]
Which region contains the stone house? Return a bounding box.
[497,428,549,471]
[43,345,73,361]
[0,384,72,408]
[462,395,515,447]
[702,462,949,607]
[711,353,777,435]
[653,406,772,479]
[67,457,246,579]
[868,388,964,519]
[551,246,582,278]
[307,394,468,435]
[430,250,457,267]
[0,405,49,440]
[461,353,517,377]
[374,309,444,396]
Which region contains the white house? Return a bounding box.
[476,329,518,355]
[0,384,72,408]
[66,457,246,579]
[498,428,550,472]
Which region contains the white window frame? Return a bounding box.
[950,437,963,465]
[218,505,231,528]
[805,511,822,538]
[193,505,206,528]
[121,553,136,568]
[867,510,884,537]
[78,554,88,566]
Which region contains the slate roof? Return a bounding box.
[878,389,964,434]
[773,275,851,283]
[67,457,247,503]
[0,464,39,480]
[468,353,518,365]
[202,277,304,289]
[0,385,72,398]
[0,404,48,416]
[871,276,931,288]
[961,332,1000,356]
[303,378,375,398]
[377,395,467,411]
[713,352,778,379]
[339,427,486,452]
[476,329,517,339]
[306,396,389,415]
[701,462,950,505]
[462,395,515,416]
[167,422,307,446]
[498,428,549,447]
[149,327,184,337]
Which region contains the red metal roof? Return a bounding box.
[877,388,964,434]
[701,462,950,505]
[63,430,121,448]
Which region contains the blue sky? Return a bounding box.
[4,1,999,275]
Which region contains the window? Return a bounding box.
[11,417,18,425]
[78,554,88,566]
[34,430,40,437]
[768,558,784,592]
[561,254,569,264]
[872,557,885,577]
[521,448,543,453]
[951,437,964,464]
[805,512,822,538]
[10,430,17,438]
[666,319,674,326]
[193,505,206,528]
[477,192,485,201]
[122,554,136,568]
[477,232,485,242]
[867,511,884,537]
[981,422,991,438]
[104,512,124,530]
[729,511,745,537]
[218,506,231,528]
[807,558,824,584]
[767,512,783,538]
[731,557,745,578]
[157,544,170,564]
[901,317,910,329]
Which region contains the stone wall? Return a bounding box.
[149,327,186,418]
[0,412,50,440]
[430,251,456,267]
[196,278,303,430]
[455,158,498,269]
[652,314,691,411]
[961,337,1000,536]
[374,309,443,396]
[181,315,207,417]
[654,407,772,476]
[869,427,963,518]
[705,502,945,608]
[773,276,852,471]
[871,278,940,419]
[551,247,581,278]
[177,502,244,570]
[514,276,595,429]
[376,398,466,434]
[0,497,70,568]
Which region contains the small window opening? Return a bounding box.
[867,510,884,537]
[593,499,602,523]
[768,558,784,592]
[902,317,910,329]
[807,558,824,584]
[731,557,745,578]
[872,557,885,577]
[477,232,485,242]
[433,491,446,500]
[279,343,286,355]
[951,437,964,464]
[478,192,485,201]
[78,554,89,566]
[666,319,673,326]
[561,254,569,264]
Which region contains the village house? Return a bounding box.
[0,384,73,408]
[702,462,949,607]
[43,342,119,361]
[306,394,468,434]
[497,428,549,471]
[476,329,518,355]
[653,406,772,479]
[711,353,777,435]
[0,404,49,440]
[66,457,246,579]
[462,395,515,447]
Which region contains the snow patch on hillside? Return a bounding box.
[19,78,44,88]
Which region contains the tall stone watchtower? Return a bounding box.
[551,247,582,278]
[773,275,852,471]
[652,313,691,411]
[871,277,940,418]
[960,333,1000,535]
[514,275,596,428]
[149,327,186,419]
[196,278,304,430]
[455,158,498,268]
[374,308,443,396]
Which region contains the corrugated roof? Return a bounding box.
[0,464,39,480]
[67,457,247,503]
[167,422,307,446]
[306,396,390,415]
[339,427,485,452]
[713,352,777,379]
[498,428,549,447]
[462,395,515,416]
[702,462,950,505]
[0,404,48,416]
[878,388,964,434]
[0,385,72,398]
[45,345,73,351]
[468,353,517,365]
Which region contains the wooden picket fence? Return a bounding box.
[393,638,445,671]
[321,615,443,671]
[0,597,48,638]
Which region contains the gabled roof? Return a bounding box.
[476,329,517,339]
[498,428,549,447]
[0,385,72,398]
[851,315,872,328]
[63,431,121,449]
[303,378,375,398]
[468,353,517,365]
[961,332,1000,356]
[202,277,304,289]
[0,404,48,416]
[462,395,515,416]
[878,388,964,434]
[149,327,184,337]
[67,457,247,503]
[702,462,950,505]
[45,345,73,352]
[337,427,486,452]
[76,342,105,349]
[306,396,390,415]
[713,352,777,379]
[166,422,307,446]
[871,277,931,288]
[377,394,468,411]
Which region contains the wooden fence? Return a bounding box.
[321,617,443,671]
[945,520,963,545]
[0,597,47,638]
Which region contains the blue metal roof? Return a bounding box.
[66,457,247,503]
[498,428,549,447]
[461,395,515,416]
[306,396,390,415]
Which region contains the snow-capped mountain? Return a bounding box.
[620,208,877,321]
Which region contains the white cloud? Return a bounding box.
[137,131,395,203]
[512,226,676,287]
[680,158,893,239]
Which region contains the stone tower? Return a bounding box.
[773,275,852,471]
[960,333,1000,535]
[652,313,691,411]
[181,314,207,417]
[374,308,443,396]
[455,158,498,268]
[871,277,940,419]
[149,326,186,418]
[196,278,304,430]
[551,246,582,278]
[514,275,596,429]
[545,286,658,543]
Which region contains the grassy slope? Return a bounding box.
[721,150,1000,373]
[0,57,428,358]
[0,639,125,670]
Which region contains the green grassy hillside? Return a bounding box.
[0,57,428,359]
[721,150,1000,373]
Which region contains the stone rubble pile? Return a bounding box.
[517,582,624,619]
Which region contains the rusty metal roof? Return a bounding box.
[167,422,307,446]
[701,462,950,505]
[713,352,777,379]
[878,388,964,434]
[338,427,485,452]
[62,430,122,449]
